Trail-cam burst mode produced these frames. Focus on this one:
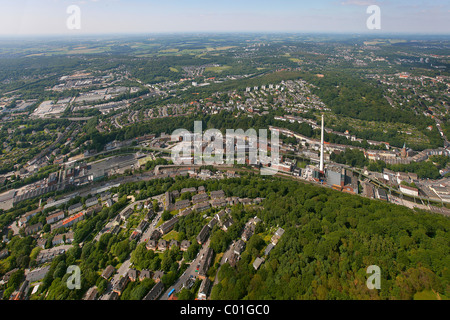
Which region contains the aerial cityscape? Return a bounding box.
[0,0,449,308]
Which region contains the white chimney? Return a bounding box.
[320,114,324,173]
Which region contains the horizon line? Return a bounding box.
[1,31,450,38]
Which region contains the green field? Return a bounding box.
[205,65,232,73]
[414,290,448,300]
[162,230,179,241]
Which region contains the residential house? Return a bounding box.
[197,186,206,194]
[120,208,133,220]
[271,228,285,245]
[399,184,419,197]
[264,243,275,256]
[139,270,151,281]
[146,239,157,251]
[210,190,225,199]
[197,278,211,300]
[68,203,83,215]
[158,217,179,235]
[198,247,214,280]
[234,240,246,255]
[212,198,227,208]
[158,239,168,251]
[101,265,115,280]
[181,187,196,194]
[52,234,65,246]
[169,240,180,249]
[173,199,190,211]
[196,225,210,245]
[253,257,265,270]
[152,271,164,283]
[37,238,47,249]
[51,211,84,231]
[241,224,255,242]
[180,240,191,251]
[143,281,164,300]
[227,197,240,206]
[0,249,8,259]
[19,208,42,227]
[85,197,99,208]
[252,216,262,225]
[221,218,234,232]
[64,231,75,243]
[25,222,43,235]
[113,276,129,295]
[192,193,209,204]
[164,191,172,211]
[100,192,111,202]
[208,217,218,229]
[83,287,98,300]
[136,220,149,233]
[193,202,210,213]
[144,200,153,210]
[18,217,28,228]
[130,231,140,241]
[149,230,162,241]
[215,210,227,224]
[239,198,252,205]
[169,190,178,199]
[46,211,65,225]
[228,253,239,268]
[127,269,138,282]
[180,208,192,217]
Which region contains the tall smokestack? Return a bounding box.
[320,114,324,173]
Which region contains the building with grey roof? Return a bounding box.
[143,281,164,300]
[198,278,211,300]
[85,197,99,208]
[68,203,83,215]
[192,193,209,204]
[253,257,265,270]
[196,224,210,245]
[158,216,179,235]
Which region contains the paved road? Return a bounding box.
[100,259,131,300]
[98,196,164,300]
[139,195,165,244]
[159,239,211,300]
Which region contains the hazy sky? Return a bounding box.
[0,0,449,35]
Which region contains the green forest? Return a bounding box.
[2,172,448,300]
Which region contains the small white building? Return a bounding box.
[399,185,419,197]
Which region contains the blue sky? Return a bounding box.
[0,0,448,35]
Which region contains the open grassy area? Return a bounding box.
[159,48,180,53]
[214,253,224,265]
[206,46,236,51]
[162,230,179,241]
[156,219,164,228]
[289,58,303,64]
[205,66,231,73]
[414,290,447,300]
